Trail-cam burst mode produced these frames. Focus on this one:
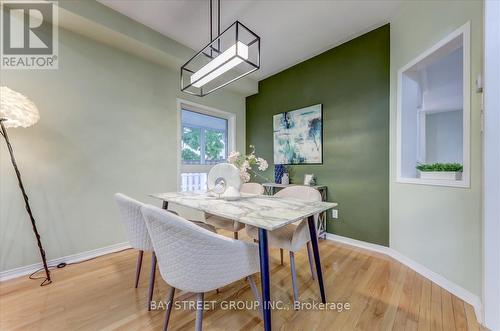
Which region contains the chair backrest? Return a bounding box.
[114,193,153,251]
[274,185,322,202]
[141,204,259,293]
[274,186,323,251]
[241,182,265,195]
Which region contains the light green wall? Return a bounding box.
[0,27,246,271]
[390,1,483,296]
[246,25,390,246]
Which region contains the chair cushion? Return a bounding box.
[205,214,245,232]
[246,223,305,252]
[190,221,217,233]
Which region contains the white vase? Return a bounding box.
[222,186,241,200]
[281,173,289,185]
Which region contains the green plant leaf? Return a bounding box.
[416,163,463,172]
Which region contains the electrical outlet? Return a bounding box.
[331,209,338,219]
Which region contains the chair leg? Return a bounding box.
[135,250,144,288]
[289,251,299,306]
[306,242,316,280]
[163,287,176,331]
[233,231,238,239]
[247,275,263,319]
[195,293,204,331]
[148,251,157,311]
[280,248,284,265]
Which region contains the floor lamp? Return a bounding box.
[0,86,51,286]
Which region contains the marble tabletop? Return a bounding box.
[150,191,337,231]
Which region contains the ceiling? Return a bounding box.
[98,0,402,81]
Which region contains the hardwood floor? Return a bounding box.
[0,233,484,331]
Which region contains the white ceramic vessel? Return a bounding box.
[207,163,242,196]
[222,186,241,200]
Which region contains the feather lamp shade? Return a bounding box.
[0,86,40,128]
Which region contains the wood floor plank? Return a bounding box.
[464,303,480,331]
[451,294,468,331]
[417,278,432,331]
[404,269,423,331]
[392,268,416,330]
[342,257,388,330]
[356,260,406,330]
[430,282,443,331]
[441,288,456,331]
[0,232,483,331]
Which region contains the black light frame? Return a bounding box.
[180,20,260,97]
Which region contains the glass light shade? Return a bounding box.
[181,21,260,97]
[191,41,249,88]
[0,87,40,128]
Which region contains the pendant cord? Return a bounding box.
[0,120,52,286]
[209,0,212,42]
[209,0,221,50]
[217,0,221,51]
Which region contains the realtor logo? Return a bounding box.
[1,0,58,69]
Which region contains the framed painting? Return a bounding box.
[273,104,323,165]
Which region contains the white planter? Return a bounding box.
[418,171,462,180]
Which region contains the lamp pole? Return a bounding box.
[0,119,51,285]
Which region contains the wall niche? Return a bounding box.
[397,23,470,187]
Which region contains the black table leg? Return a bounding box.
[258,228,272,331]
[307,215,326,303]
[162,201,168,210]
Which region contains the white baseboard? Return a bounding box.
[0,242,131,282]
[325,233,483,325]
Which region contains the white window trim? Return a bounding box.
[176,98,236,190]
[396,22,471,188]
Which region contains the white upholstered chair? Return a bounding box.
[115,193,216,311]
[141,204,261,331]
[245,186,322,304]
[205,182,265,239]
[114,193,157,310]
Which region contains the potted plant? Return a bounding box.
[416,163,463,180]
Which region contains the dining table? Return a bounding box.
[150,191,337,331]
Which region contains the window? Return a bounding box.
[397,23,470,187]
[181,109,228,165]
[178,102,234,191]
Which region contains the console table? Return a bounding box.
[262,183,328,239]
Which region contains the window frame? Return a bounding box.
[181,120,228,165]
[176,99,236,190]
[396,22,470,188]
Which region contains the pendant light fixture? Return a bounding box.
[181,0,260,97]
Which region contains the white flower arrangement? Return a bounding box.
[228,145,269,182]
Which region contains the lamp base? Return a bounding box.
[0,119,51,285]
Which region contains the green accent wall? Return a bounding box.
[246,25,390,246]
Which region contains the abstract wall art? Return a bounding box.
[273,104,323,164]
